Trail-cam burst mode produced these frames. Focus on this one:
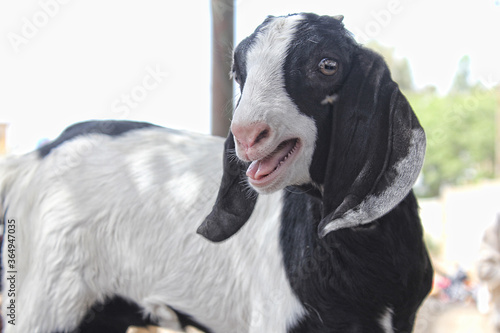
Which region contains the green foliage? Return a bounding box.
[408,88,497,197]
[450,56,472,94]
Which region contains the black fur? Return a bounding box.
[231,16,275,90]
[281,188,432,332]
[197,132,257,242]
[38,120,158,158]
[62,296,213,333]
[67,296,156,333]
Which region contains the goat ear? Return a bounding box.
[197,132,258,242]
[318,49,426,238]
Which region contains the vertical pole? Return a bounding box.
[211,0,234,137]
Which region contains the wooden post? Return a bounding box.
[211,0,234,137]
[0,123,7,155]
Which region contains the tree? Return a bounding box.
[450,55,472,94]
[409,89,497,197]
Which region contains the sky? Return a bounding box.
[1,0,499,154]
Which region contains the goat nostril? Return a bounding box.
[232,123,271,149]
[255,129,269,144]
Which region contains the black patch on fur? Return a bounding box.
[197,133,257,242]
[283,13,358,184]
[38,120,159,158]
[63,296,214,333]
[232,15,276,93]
[67,296,156,333]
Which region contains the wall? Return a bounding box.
[419,179,500,271]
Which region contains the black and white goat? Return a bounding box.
[1,13,432,333]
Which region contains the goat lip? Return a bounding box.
[246,139,299,185]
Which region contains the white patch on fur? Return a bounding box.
[379,306,394,333]
[1,128,305,333]
[320,127,426,235]
[320,94,338,105]
[232,14,317,194]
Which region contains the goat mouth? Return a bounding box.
[246,139,300,185]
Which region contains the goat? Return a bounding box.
[1,13,432,333]
[196,12,433,332]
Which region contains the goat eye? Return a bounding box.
[318,59,338,75]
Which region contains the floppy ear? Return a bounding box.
[318,48,426,238]
[197,132,258,242]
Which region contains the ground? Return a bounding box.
[414,297,495,333]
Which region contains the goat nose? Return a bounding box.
[231,123,271,150]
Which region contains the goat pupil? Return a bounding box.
[319,59,338,75]
[326,63,336,70]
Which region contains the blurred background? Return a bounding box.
[1,0,500,332]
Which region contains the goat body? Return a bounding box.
[1,122,304,332]
[1,12,433,333]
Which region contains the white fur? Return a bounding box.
[378,306,394,333]
[1,128,305,332]
[231,14,317,194]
